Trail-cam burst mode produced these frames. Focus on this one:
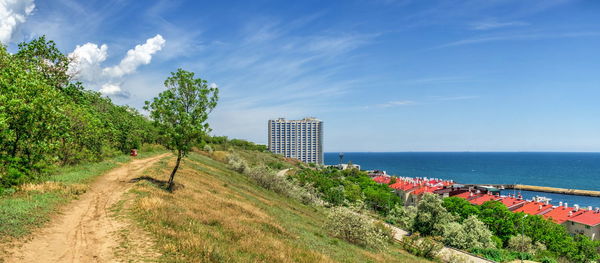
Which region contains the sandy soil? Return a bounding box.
[4,153,170,263]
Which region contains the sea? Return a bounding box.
[324,152,600,208]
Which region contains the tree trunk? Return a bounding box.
[167,150,182,191]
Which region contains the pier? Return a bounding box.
[472,184,600,197]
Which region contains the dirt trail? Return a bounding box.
[5,153,170,263]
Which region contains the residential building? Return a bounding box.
[566,208,600,240]
[268,117,323,164]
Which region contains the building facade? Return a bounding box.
[268,117,323,164]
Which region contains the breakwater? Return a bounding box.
[474,184,600,197]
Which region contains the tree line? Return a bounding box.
[388,194,600,262]
[1,37,219,192]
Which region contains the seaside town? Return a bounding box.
[3,1,600,262]
[366,170,600,241]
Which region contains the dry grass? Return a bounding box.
[128,152,430,263]
[19,182,88,196]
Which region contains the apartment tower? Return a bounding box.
[268,117,323,164]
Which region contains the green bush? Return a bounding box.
[400,234,443,259]
[326,207,391,250]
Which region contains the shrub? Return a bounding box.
[386,204,417,230]
[202,144,213,154]
[400,233,443,259]
[226,153,248,173]
[326,207,390,250]
[243,165,321,206]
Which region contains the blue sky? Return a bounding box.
[2,0,600,152]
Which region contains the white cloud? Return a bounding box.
[103,34,165,78]
[0,0,35,44]
[67,35,166,98]
[471,20,529,30]
[378,100,416,108]
[99,83,121,95]
[68,43,108,81]
[209,82,218,89]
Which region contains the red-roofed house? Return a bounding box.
[543,205,587,225]
[373,176,391,184]
[469,194,501,205]
[452,191,481,201]
[498,197,527,211]
[565,209,600,240]
[513,201,554,216]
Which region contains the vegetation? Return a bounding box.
[441,196,600,262]
[0,37,157,191]
[0,149,164,242]
[291,167,402,214]
[144,68,219,190]
[326,207,392,250]
[125,150,430,262]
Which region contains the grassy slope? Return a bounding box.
[127,151,430,263]
[0,149,166,242]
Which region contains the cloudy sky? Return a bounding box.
[2,0,600,152]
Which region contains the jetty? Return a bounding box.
[471,184,600,197]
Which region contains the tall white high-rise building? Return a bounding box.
[268,117,323,164]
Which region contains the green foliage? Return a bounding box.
[326,207,392,250]
[0,38,158,188]
[442,196,480,220]
[204,136,268,152]
[400,234,443,259]
[144,68,218,189]
[387,204,417,230]
[413,193,456,236]
[470,247,532,262]
[442,215,495,250]
[291,167,402,214]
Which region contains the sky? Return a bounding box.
[1,0,600,152]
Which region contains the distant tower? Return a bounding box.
[268,117,323,164]
[339,152,344,164]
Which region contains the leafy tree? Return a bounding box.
[443,215,495,249]
[145,69,218,190]
[387,204,417,230]
[442,196,480,220]
[413,193,456,236]
[478,201,517,244]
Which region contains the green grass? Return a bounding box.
[0,149,167,242]
[126,151,430,263]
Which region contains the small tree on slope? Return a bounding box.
[144,69,218,191]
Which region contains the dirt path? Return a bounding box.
[5,153,170,263]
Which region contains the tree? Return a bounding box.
[144,69,218,190]
[443,215,495,250]
[413,193,456,236]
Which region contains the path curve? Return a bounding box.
[5,153,170,263]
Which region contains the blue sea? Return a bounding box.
[324,152,600,208]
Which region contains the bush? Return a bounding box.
[386,204,417,230]
[400,234,443,259]
[470,247,533,262]
[243,165,321,206]
[227,153,248,173]
[202,144,213,154]
[326,207,391,250]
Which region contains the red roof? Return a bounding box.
[469,194,501,205]
[499,197,526,209]
[568,210,600,226]
[543,206,587,224]
[373,176,391,184]
[513,202,554,215]
[412,186,442,195]
[452,191,478,200]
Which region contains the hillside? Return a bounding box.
[123,149,430,262]
[0,148,431,262]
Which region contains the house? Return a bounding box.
[513,201,554,215]
[566,208,600,240]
